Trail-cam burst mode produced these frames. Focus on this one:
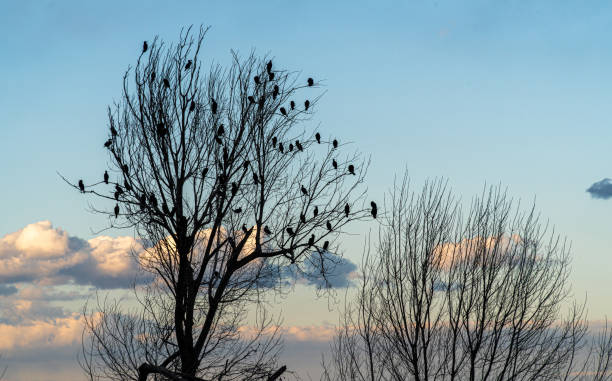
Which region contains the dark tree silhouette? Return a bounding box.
[67,26,369,381]
[323,176,612,381]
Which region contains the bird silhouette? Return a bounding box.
[322,240,329,250]
[286,227,295,236]
[348,164,355,175]
[202,167,209,178]
[115,184,123,193]
[104,139,112,148]
[267,60,273,73]
[301,185,308,196]
[189,100,196,112]
[290,101,295,110]
[304,100,310,111]
[110,126,118,137]
[333,139,338,149]
[104,171,109,184]
[279,143,284,153]
[289,143,294,152]
[308,234,315,247]
[273,85,279,99]
[112,192,118,201]
[231,182,238,195]
[315,133,321,144]
[242,224,248,234]
[151,71,156,82]
[185,60,192,70]
[114,204,119,218]
[211,99,218,114]
[272,136,277,147]
[242,160,250,170]
[268,72,275,81]
[371,201,378,219]
[332,159,338,169]
[254,76,260,85]
[264,225,272,235]
[300,213,306,223]
[142,41,148,53]
[307,77,314,86]
[78,180,85,193]
[344,203,350,218]
[233,207,242,214]
[217,124,225,136]
[253,173,259,184]
[163,78,170,88]
[248,96,255,104]
[149,194,158,208]
[313,206,318,217]
[280,107,287,116]
[295,140,303,151]
[326,221,332,231]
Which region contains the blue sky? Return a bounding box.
[1,1,612,380]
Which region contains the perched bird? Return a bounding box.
[278,142,284,153]
[286,227,295,236]
[189,100,196,112]
[202,167,209,178]
[242,224,248,234]
[315,133,321,144]
[326,221,332,231]
[300,213,306,223]
[301,185,308,196]
[254,75,260,85]
[322,241,329,250]
[185,60,192,70]
[217,124,225,136]
[266,60,273,73]
[272,85,279,99]
[295,140,303,151]
[103,171,109,184]
[264,225,272,235]
[289,143,294,152]
[280,107,287,116]
[142,41,148,53]
[149,194,158,208]
[344,203,350,218]
[348,164,355,175]
[248,95,255,104]
[104,139,112,148]
[114,204,120,218]
[150,71,156,82]
[242,160,250,170]
[268,72,275,81]
[333,139,338,149]
[211,99,218,114]
[308,234,315,247]
[115,184,123,194]
[313,206,319,217]
[233,207,242,214]
[253,173,259,184]
[290,100,295,110]
[307,77,314,86]
[332,159,338,169]
[163,78,170,88]
[272,136,277,147]
[231,182,238,195]
[371,201,378,219]
[304,100,310,111]
[110,126,118,137]
[78,180,85,192]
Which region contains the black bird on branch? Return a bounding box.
[348,164,355,175]
[156,123,168,138]
[322,241,329,251]
[254,75,261,85]
[110,126,118,137]
[272,85,279,99]
[242,224,248,234]
[264,226,272,235]
[266,60,272,73]
[333,139,338,149]
[332,159,338,170]
[278,143,284,153]
[313,206,318,217]
[185,60,192,70]
[149,194,158,208]
[295,140,303,151]
[301,185,308,196]
[189,100,196,112]
[114,204,119,218]
[268,72,275,81]
[300,214,306,223]
[304,100,310,111]
[308,234,315,247]
[217,124,225,136]
[286,227,295,237]
[271,136,277,147]
[344,203,350,218]
[315,132,321,144]
[150,71,156,82]
[202,167,209,178]
[280,107,287,116]
[289,143,294,152]
[104,171,109,184]
[307,77,314,86]
[78,180,85,193]
[248,96,255,104]
[142,41,148,53]
[290,101,295,110]
[211,98,218,114]
[163,78,170,89]
[258,96,265,109]
[114,191,120,201]
[233,207,242,214]
[370,201,378,219]
[326,221,332,231]
[104,139,112,148]
[231,182,238,195]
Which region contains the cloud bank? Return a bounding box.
[586,178,612,199]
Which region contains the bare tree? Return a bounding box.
[67,26,369,381]
[323,175,612,381]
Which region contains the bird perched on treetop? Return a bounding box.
[248,96,255,104]
[268,72,275,81]
[78,180,85,193]
[332,159,338,170]
[217,124,225,136]
[304,100,310,111]
[264,225,272,235]
[104,171,109,184]
[104,139,112,148]
[163,78,170,88]
[254,75,260,85]
[242,224,248,234]
[348,164,355,175]
[110,126,118,137]
[114,204,119,218]
[308,234,315,247]
[142,41,148,53]
[290,101,295,110]
[371,201,378,219]
[344,203,350,218]
[286,227,295,236]
[289,143,294,152]
[231,182,238,195]
[211,98,218,114]
[313,206,318,217]
[333,139,338,149]
[307,77,314,86]
[272,136,277,147]
[295,140,303,151]
[280,107,287,116]
[189,100,196,112]
[273,85,279,99]
[233,207,242,214]
[185,60,192,70]
[267,60,273,73]
[279,143,284,153]
[301,185,308,196]
[315,133,321,144]
[326,221,332,231]
[322,241,329,250]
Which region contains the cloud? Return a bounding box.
[0,221,145,288]
[586,178,612,199]
[0,284,17,296]
[299,251,359,288]
[0,313,83,351]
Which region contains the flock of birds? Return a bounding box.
[78,40,378,252]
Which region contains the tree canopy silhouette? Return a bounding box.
[68,26,369,381]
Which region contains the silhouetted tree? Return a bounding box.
[68,26,369,381]
[323,175,612,381]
